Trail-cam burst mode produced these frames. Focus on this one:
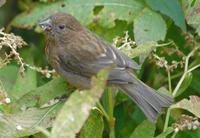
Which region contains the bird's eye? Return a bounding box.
[58,24,65,30]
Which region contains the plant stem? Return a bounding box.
[171,132,177,138]
[163,47,199,132]
[163,108,171,132]
[35,126,51,137]
[108,87,115,138]
[172,48,196,97]
[163,60,200,83]
[163,68,172,132]
[172,72,186,97]
[97,102,110,121]
[187,64,200,73]
[167,68,172,93]
[156,41,174,47]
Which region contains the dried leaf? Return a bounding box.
[171,95,200,118]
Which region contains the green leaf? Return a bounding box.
[0,103,63,138]
[0,65,18,92]
[51,69,109,138]
[190,71,200,94]
[145,0,186,31]
[121,41,158,58]
[130,120,155,138]
[11,0,144,29]
[175,72,193,97]
[12,78,67,112]
[171,95,200,118]
[157,87,172,98]
[10,48,37,101]
[134,8,166,45]
[79,109,104,138]
[182,0,200,35]
[114,102,142,137]
[176,129,200,138]
[10,67,37,100]
[155,127,173,138]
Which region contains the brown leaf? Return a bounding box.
[171,95,200,118]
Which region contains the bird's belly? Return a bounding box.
[57,67,92,89]
[46,53,91,89]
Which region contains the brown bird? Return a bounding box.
[39,13,173,122]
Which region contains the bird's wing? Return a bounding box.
[90,30,140,70]
[58,30,139,83]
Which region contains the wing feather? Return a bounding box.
[58,29,139,84]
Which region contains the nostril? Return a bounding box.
[40,24,52,31]
[38,18,52,31]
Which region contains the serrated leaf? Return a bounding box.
[11,0,144,29]
[51,69,109,138]
[79,110,104,138]
[12,78,67,112]
[145,0,186,31]
[134,8,166,45]
[130,120,155,138]
[171,95,200,118]
[0,103,63,138]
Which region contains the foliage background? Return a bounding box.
[0,0,200,138]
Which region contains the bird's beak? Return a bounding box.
[38,18,52,31]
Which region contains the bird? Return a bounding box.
[39,12,173,122]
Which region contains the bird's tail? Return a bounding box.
[119,78,173,122]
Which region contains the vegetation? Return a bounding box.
[0,0,200,138]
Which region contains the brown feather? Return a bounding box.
[41,12,173,122]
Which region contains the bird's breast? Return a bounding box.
[45,43,60,71]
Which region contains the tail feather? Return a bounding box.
[119,79,173,122]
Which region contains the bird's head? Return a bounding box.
[39,13,83,39]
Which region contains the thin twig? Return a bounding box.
[172,47,198,97]
[96,102,110,121]
[163,47,200,132]
[107,87,115,138]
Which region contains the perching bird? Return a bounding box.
[39,13,173,122]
